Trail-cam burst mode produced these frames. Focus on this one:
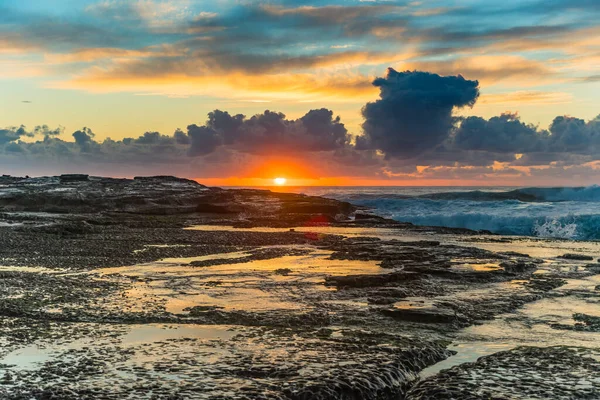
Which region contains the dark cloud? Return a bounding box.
[0,126,27,145]
[0,107,350,166]
[453,113,543,153]
[206,110,244,145]
[357,68,479,158]
[186,108,350,155]
[547,115,600,153]
[72,127,97,153]
[4,142,24,153]
[186,125,221,156]
[34,125,64,138]
[235,108,350,153]
[331,147,384,167]
[173,129,190,145]
[401,146,517,168]
[421,113,600,167]
[0,124,63,145]
[0,125,40,144]
[513,152,593,167]
[128,131,174,145]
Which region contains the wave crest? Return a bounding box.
[532,219,579,240]
[333,185,600,203]
[346,197,600,240]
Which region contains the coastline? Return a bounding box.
[0,175,599,399]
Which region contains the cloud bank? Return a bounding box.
[1,68,599,184]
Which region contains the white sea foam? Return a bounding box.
[532,218,579,239]
[297,186,600,240]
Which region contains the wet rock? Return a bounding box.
[552,313,600,332]
[559,253,594,261]
[367,296,401,305]
[189,247,310,268]
[499,261,537,274]
[381,305,466,324]
[186,308,332,328]
[325,272,420,288]
[0,175,355,222]
[573,313,600,331]
[499,251,530,258]
[354,212,388,222]
[406,346,600,400]
[281,204,350,216]
[274,268,293,275]
[59,174,89,183]
[0,174,595,399]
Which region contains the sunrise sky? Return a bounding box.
[1,0,599,186]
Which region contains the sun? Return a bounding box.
[274,177,287,185]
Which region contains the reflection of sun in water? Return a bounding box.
[274,177,287,186]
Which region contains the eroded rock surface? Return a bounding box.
[0,174,354,222]
[406,346,600,400]
[0,175,599,399]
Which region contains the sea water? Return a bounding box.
[283,185,600,240]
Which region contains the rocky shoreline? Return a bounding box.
[0,175,599,399]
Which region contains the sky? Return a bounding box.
[0,0,599,186]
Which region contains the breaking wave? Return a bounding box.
[307,186,600,240]
[336,185,600,203]
[359,199,600,240]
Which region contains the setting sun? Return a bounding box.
[274,177,287,185]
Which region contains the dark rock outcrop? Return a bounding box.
[0,175,356,222]
[559,253,594,261]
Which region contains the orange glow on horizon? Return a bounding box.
[191,157,560,188]
[194,176,533,188]
[245,157,321,180]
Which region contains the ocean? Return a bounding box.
[278,186,600,240]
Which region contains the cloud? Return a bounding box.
[0,126,30,145]
[126,130,174,145]
[480,91,573,105]
[404,55,554,86]
[0,124,60,145]
[34,125,64,137]
[0,105,354,169]
[44,46,181,64]
[577,74,600,83]
[0,8,122,52]
[5,0,595,102]
[1,59,599,184]
[357,68,480,158]
[52,70,376,101]
[186,125,221,156]
[547,115,600,153]
[453,113,542,153]
[72,127,97,153]
[184,108,351,156]
[429,112,600,167]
